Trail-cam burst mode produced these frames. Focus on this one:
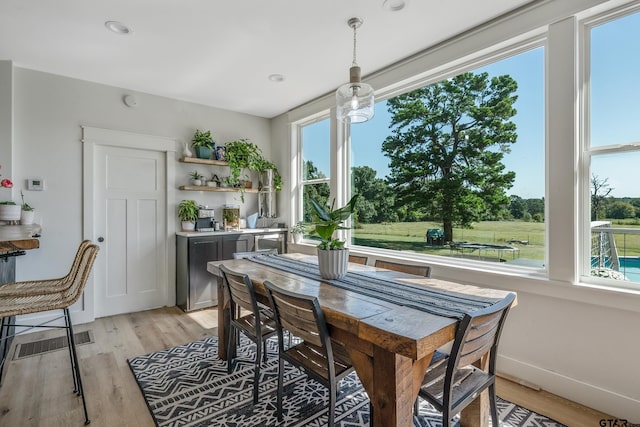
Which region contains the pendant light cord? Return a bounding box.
[352,24,358,67]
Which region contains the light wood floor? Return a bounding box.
[0,306,611,426]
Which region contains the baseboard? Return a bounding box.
[498,354,640,423]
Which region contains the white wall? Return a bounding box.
[9,66,271,297]
[276,0,640,421]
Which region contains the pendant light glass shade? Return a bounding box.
[336,18,374,123]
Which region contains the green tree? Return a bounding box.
[351,166,397,223]
[509,195,526,219]
[382,72,518,241]
[607,201,636,219]
[302,160,330,222]
[591,174,613,221]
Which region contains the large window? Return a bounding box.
[300,118,331,226]
[350,47,545,269]
[584,8,640,288]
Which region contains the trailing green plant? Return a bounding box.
[310,195,359,250]
[177,199,199,222]
[225,138,281,201]
[0,201,16,205]
[191,129,214,148]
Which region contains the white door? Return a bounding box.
[93,145,167,317]
[82,126,176,322]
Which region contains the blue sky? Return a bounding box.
[303,10,639,199]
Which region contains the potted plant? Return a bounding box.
[20,190,35,225]
[290,221,306,244]
[178,199,199,231]
[191,129,214,159]
[257,158,282,192]
[310,195,358,279]
[0,172,18,222]
[190,170,204,186]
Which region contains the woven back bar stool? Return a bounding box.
[0,242,99,425]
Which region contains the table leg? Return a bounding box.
[348,343,432,427]
[459,354,490,427]
[216,275,234,361]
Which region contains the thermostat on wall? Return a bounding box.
[27,177,45,191]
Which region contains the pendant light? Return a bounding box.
[336,17,374,123]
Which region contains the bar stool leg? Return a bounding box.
[65,309,90,425]
[63,309,80,394]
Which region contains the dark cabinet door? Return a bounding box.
[221,234,254,260]
[188,237,221,311]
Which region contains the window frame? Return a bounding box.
[579,3,640,291]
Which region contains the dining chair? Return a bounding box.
[0,242,99,425]
[232,248,278,259]
[374,259,431,277]
[348,254,368,265]
[264,280,356,425]
[413,292,516,426]
[219,264,278,404]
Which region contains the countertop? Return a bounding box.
[176,228,288,237]
[0,224,42,252]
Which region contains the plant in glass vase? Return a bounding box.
[310,195,358,279]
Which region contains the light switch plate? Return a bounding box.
[27,177,45,191]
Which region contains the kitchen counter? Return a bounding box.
[176,228,287,237]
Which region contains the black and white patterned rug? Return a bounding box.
[128,336,566,427]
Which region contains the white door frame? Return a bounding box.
[82,126,176,323]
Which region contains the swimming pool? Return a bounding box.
[618,257,640,282]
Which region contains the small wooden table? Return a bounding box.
[207,254,514,427]
[0,224,41,379]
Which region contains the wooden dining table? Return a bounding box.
[207,253,515,427]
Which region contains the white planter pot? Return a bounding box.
[20,209,35,225]
[292,233,303,244]
[181,221,196,231]
[192,179,202,186]
[0,204,21,221]
[317,248,349,280]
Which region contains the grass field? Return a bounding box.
[352,220,640,261]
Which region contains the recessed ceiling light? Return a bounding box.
[268,74,285,82]
[105,21,132,35]
[382,0,407,12]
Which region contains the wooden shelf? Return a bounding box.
[179,185,259,193]
[180,157,228,166]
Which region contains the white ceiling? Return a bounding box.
[0,0,535,118]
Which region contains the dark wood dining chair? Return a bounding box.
[219,264,278,404]
[264,280,356,425]
[348,254,368,265]
[0,242,99,425]
[232,248,278,259]
[374,259,431,277]
[414,292,516,426]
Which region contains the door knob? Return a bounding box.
[97,237,105,243]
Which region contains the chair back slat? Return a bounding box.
[348,255,368,265]
[220,265,260,316]
[374,259,431,277]
[457,311,503,366]
[267,288,324,347]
